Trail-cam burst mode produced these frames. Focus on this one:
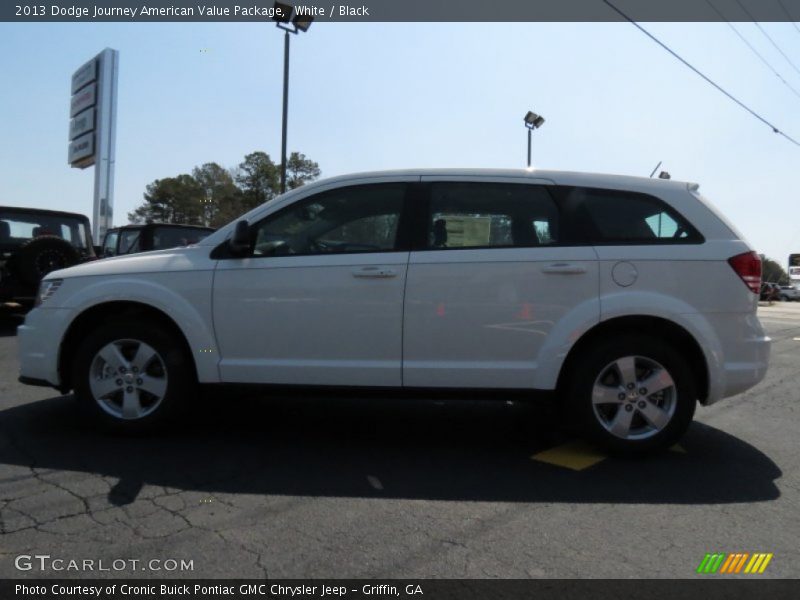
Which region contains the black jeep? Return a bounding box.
[1,207,96,306]
[100,223,214,257]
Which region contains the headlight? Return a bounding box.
[36,279,63,306]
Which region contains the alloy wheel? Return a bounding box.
[590,355,677,440]
[89,338,168,420]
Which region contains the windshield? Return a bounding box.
[0,210,90,249]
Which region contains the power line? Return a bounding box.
[704,0,800,101]
[775,0,800,37]
[601,0,800,147]
[734,0,800,78]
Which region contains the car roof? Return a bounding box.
[300,168,694,192]
[107,223,215,231]
[0,205,91,221]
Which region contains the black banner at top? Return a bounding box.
[3,0,800,22]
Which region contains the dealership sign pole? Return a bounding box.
[68,48,119,241]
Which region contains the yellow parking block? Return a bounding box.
[531,440,688,471]
[531,440,607,471]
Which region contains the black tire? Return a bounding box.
[72,318,195,433]
[564,334,696,454]
[10,236,81,287]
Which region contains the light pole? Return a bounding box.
[273,3,313,194]
[523,111,545,168]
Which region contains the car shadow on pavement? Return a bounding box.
[0,392,782,507]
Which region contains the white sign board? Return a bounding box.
[70,82,96,117]
[68,132,95,165]
[69,106,95,140]
[71,58,97,94]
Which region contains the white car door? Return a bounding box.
[403,177,600,389]
[212,181,412,387]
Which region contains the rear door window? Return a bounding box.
[425,182,559,250]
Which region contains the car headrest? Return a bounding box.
[0,220,10,241]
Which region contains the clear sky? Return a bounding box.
[1,21,799,266]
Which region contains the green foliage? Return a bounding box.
[286,152,321,190]
[234,152,280,212]
[128,151,321,227]
[129,174,205,226]
[762,257,790,285]
[192,162,243,228]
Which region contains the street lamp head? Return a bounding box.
[293,13,313,32]
[524,111,545,129]
[272,2,293,23]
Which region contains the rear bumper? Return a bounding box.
[700,312,770,405]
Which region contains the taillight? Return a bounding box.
[728,251,761,293]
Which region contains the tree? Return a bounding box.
[235,152,280,211]
[286,152,321,190]
[192,162,243,227]
[762,257,789,285]
[128,150,321,227]
[128,174,205,225]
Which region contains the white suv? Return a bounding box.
[17,169,770,452]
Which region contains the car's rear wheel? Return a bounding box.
[72,319,194,431]
[566,335,696,454]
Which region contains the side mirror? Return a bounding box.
[228,220,251,255]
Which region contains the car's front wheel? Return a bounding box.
[566,335,696,454]
[72,319,194,431]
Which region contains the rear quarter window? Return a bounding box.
[563,187,703,245]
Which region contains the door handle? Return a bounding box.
[541,263,587,275]
[352,266,398,278]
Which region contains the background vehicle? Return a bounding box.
[778,284,800,302]
[760,282,781,302]
[1,206,95,307]
[18,169,770,453]
[101,223,214,257]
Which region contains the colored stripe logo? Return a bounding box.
[696,553,773,574]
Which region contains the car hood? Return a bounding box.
[46,246,209,280]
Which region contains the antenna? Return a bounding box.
[649,161,662,178]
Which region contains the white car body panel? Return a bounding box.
[403,246,599,388]
[18,247,220,384]
[213,251,409,386]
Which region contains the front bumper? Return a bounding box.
[17,307,73,390]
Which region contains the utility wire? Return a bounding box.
[776,0,800,36]
[601,0,800,147]
[704,0,800,101]
[734,0,800,78]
